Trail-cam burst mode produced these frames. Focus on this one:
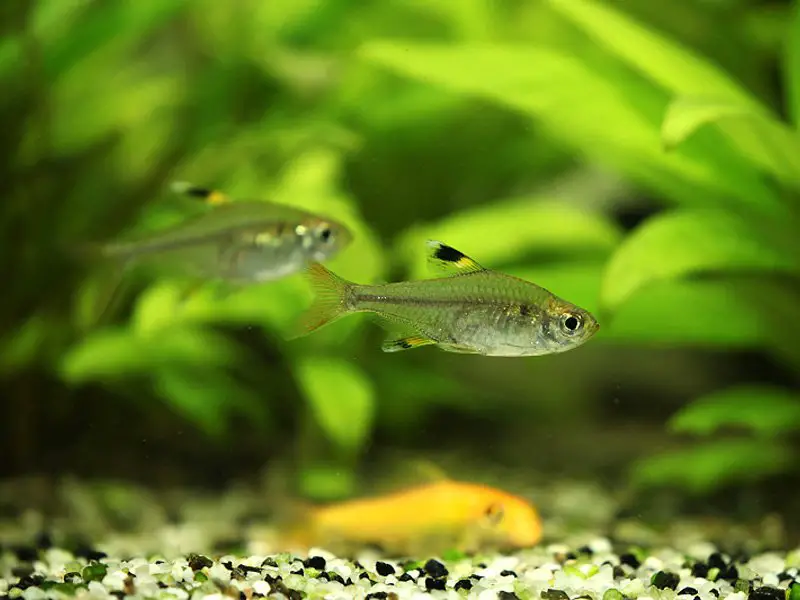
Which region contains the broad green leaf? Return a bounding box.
[662,96,800,184]
[669,385,800,437]
[631,438,793,494]
[61,326,238,383]
[397,197,622,280]
[132,281,186,334]
[508,265,783,350]
[360,42,780,214]
[785,0,800,127]
[294,356,375,452]
[546,0,756,106]
[153,367,271,438]
[43,0,187,80]
[601,209,800,311]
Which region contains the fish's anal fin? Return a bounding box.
[381,335,437,353]
[170,181,230,205]
[425,240,485,275]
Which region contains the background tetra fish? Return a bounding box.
[277,480,543,557]
[293,240,599,356]
[96,183,352,284]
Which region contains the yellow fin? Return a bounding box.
[381,334,436,353]
[425,240,485,275]
[170,181,230,205]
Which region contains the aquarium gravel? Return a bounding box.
[2,538,800,600]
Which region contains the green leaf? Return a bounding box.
[359,42,780,214]
[669,385,800,437]
[600,209,800,312]
[60,326,238,383]
[508,265,787,350]
[785,0,800,127]
[396,196,622,280]
[546,0,756,105]
[662,96,800,185]
[153,367,271,439]
[43,0,187,80]
[631,438,793,494]
[294,356,375,452]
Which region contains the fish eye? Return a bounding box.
[560,313,582,334]
[318,226,332,242]
[484,502,505,525]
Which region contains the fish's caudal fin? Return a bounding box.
[291,263,354,338]
[170,181,230,205]
[426,240,485,275]
[382,335,436,353]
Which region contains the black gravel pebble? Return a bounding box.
[188,554,213,571]
[749,587,785,600]
[708,553,727,571]
[290,568,304,576]
[619,553,641,569]
[578,545,594,555]
[64,572,82,584]
[375,561,395,576]
[425,577,447,591]
[500,570,518,577]
[652,571,680,590]
[778,572,794,582]
[424,559,448,578]
[397,573,415,582]
[239,565,262,575]
[613,566,626,579]
[11,565,35,578]
[678,587,699,596]
[541,589,570,600]
[261,558,278,568]
[719,565,739,581]
[110,591,125,600]
[327,572,346,585]
[710,590,720,597]
[11,546,38,562]
[499,593,520,600]
[359,572,373,581]
[454,579,473,591]
[12,575,45,590]
[692,563,710,578]
[304,556,326,570]
[366,593,388,600]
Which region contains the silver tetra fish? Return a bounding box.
[95,183,352,284]
[293,240,599,356]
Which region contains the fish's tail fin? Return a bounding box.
[289,263,355,339]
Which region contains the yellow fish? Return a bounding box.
[277,480,543,556]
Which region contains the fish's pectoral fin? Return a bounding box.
[437,342,480,355]
[425,240,485,275]
[170,181,230,205]
[381,334,437,353]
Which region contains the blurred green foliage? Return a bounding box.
[3,0,800,501]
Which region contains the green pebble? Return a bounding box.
[603,589,624,600]
[735,580,751,593]
[563,565,586,579]
[442,549,467,561]
[707,567,720,581]
[194,571,208,582]
[789,583,800,600]
[82,563,107,582]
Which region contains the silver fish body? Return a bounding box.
[101,200,352,284]
[294,241,599,356]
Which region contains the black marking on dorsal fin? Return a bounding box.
[425,240,485,275]
[170,181,230,205]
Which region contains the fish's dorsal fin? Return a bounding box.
[426,240,485,275]
[407,459,453,485]
[170,181,230,205]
